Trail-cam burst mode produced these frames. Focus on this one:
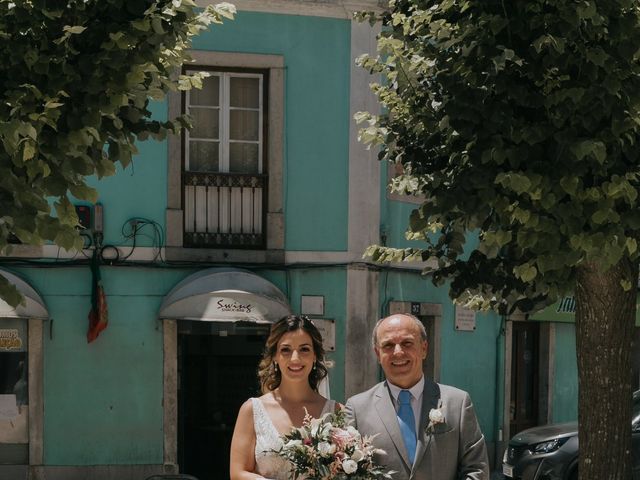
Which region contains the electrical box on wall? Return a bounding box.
[93,204,103,233]
[74,204,104,232]
[75,205,91,229]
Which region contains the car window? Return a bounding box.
[633,391,640,426]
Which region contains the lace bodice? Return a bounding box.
[252,397,336,480]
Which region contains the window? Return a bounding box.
[185,71,264,174]
[0,319,29,464]
[166,52,284,262]
[183,69,267,249]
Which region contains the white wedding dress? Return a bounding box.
[252,397,336,480]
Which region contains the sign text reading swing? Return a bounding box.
[216,299,253,314]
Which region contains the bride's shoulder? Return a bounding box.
[238,396,263,417]
[257,392,276,405]
[238,398,254,413]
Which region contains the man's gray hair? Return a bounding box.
[372,313,428,347]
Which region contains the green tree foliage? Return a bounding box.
[0,0,234,302]
[357,1,640,478]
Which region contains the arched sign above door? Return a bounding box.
[0,269,48,320]
[158,268,291,323]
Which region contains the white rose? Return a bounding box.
[318,441,336,456]
[342,459,358,474]
[346,426,361,438]
[310,418,322,435]
[429,408,445,424]
[285,439,303,448]
[351,448,364,462]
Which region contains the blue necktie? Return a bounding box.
[397,389,417,463]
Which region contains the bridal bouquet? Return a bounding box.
[274,408,394,480]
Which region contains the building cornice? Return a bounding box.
[200,0,386,19]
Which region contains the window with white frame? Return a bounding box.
[165,52,284,260]
[182,69,268,249]
[185,70,264,174]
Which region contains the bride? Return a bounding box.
[230,315,338,480]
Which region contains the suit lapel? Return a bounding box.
[374,382,412,469]
[411,379,441,475]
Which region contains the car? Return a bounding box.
[502,391,640,480]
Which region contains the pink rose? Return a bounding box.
[331,428,354,448]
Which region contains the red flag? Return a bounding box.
[87,249,108,343]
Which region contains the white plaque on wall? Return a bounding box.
[310,318,335,351]
[455,306,476,332]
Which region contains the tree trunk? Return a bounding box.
[575,258,638,480]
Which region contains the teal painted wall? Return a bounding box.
[79,12,351,252]
[379,270,502,443]
[381,190,481,253]
[285,268,347,401]
[381,197,416,249]
[84,101,168,248]
[193,12,352,251]
[13,266,188,464]
[552,322,578,422]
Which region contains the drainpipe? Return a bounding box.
[494,315,506,468]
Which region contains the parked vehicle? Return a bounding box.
[502,391,640,480]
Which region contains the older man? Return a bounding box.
[345,313,489,480]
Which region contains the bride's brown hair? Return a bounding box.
[258,315,328,394]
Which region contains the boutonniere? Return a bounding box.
[425,401,445,434]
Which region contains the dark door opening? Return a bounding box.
[510,321,540,436]
[419,315,437,381]
[178,322,268,480]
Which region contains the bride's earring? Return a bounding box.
[312,362,317,371]
[273,362,279,372]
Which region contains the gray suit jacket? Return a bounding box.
[345,379,489,480]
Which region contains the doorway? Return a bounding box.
[177,321,269,480]
[0,318,29,465]
[420,315,439,383]
[510,321,540,435]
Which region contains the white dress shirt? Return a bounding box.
[387,376,424,433]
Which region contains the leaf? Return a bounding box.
[0,275,25,308]
[63,25,87,34]
[570,140,606,163]
[54,227,83,251]
[560,176,579,195]
[495,172,532,194]
[212,2,236,20]
[152,17,165,34]
[131,19,150,31]
[592,142,606,164]
[515,264,538,282]
[22,141,36,161]
[591,209,610,224]
[54,197,78,225]
[44,101,64,109]
[69,184,98,202]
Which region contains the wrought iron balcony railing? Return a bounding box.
[183,171,267,249]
